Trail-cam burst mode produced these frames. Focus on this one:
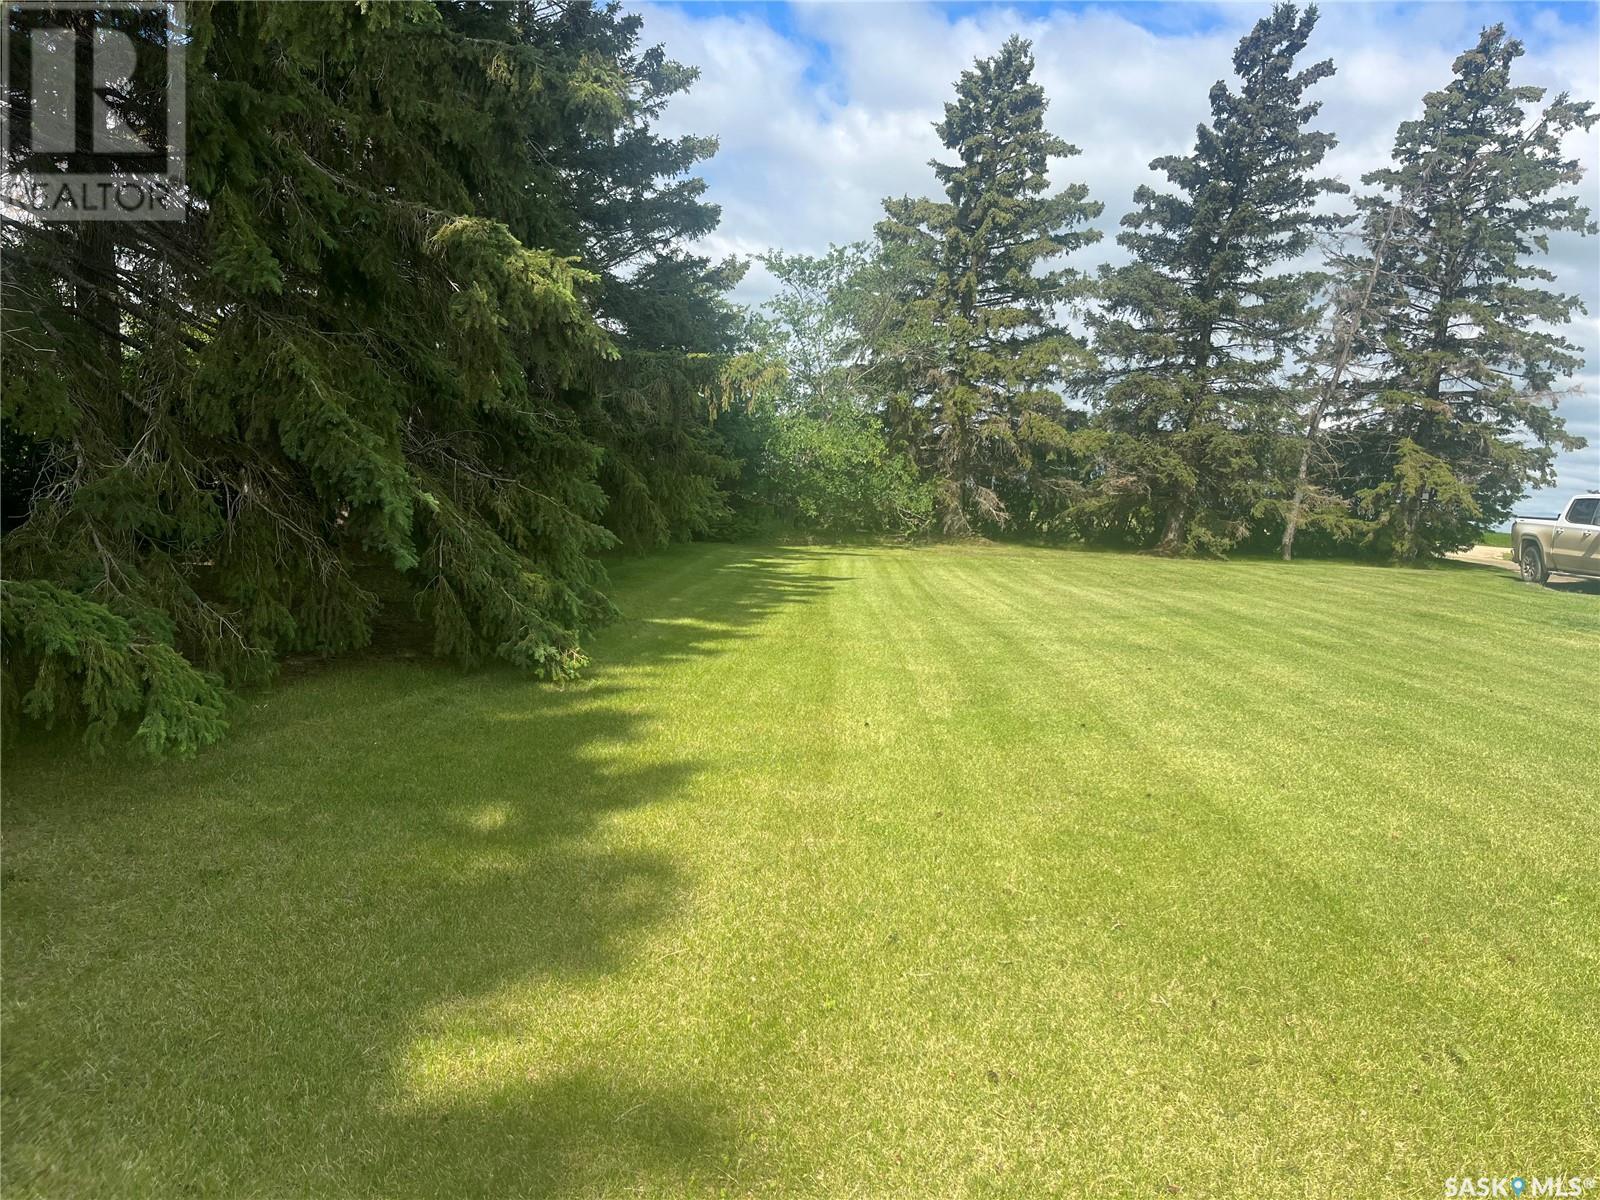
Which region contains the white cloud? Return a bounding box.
[632,0,1600,508]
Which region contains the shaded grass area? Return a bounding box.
[4,543,1597,1196]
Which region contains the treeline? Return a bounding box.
[732,8,1595,563]
[1,2,1593,756]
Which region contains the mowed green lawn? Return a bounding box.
[3,543,1597,1197]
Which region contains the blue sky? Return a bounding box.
[631,1,1600,515]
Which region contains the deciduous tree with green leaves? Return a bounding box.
[722,246,933,536]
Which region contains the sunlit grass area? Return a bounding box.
[4,543,1597,1197]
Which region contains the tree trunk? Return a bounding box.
[1281,166,1425,562]
[1398,493,1423,562]
[74,222,122,435]
[1280,407,1321,560]
[1158,501,1187,555]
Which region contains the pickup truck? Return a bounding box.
[1511,493,1600,582]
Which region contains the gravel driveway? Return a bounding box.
[1446,544,1516,571]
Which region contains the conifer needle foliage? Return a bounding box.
[1331,25,1596,561]
[874,36,1102,536]
[2,1,741,754]
[1087,3,1346,555]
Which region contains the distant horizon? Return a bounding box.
[632,0,1600,516]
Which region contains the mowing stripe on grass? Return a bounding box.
[3,542,1596,1197]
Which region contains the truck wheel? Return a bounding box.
[1519,540,1549,584]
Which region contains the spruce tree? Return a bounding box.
[874,36,1100,535]
[536,2,749,547]
[1,1,738,754]
[1088,3,1343,554]
[1332,25,1595,560]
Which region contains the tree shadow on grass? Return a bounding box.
[1,545,844,1197]
[367,1070,743,1199]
